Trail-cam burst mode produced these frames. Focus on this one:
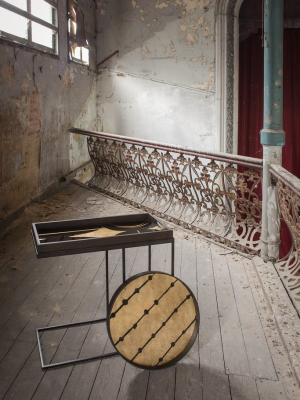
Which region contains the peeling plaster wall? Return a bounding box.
[96,0,217,148]
[0,0,98,222]
[97,70,214,148]
[70,76,98,172]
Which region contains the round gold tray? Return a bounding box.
[107,271,200,369]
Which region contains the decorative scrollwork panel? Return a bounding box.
[87,136,262,255]
[275,178,300,312]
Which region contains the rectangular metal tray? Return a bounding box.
[32,213,173,258]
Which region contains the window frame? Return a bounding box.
[0,0,59,54]
[67,0,89,66]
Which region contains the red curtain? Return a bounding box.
[238,32,264,160]
[282,29,300,178]
[238,29,300,257]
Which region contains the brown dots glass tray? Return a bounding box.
[107,271,200,370]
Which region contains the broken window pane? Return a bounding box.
[68,19,77,35]
[82,47,89,63]
[67,0,89,65]
[32,22,53,48]
[74,45,81,59]
[0,8,28,39]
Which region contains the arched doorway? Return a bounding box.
[215,0,245,154]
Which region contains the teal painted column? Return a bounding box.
[260,0,285,261]
[260,0,285,145]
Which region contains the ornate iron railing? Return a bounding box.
[271,164,300,313]
[70,128,263,255]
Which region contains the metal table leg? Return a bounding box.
[171,239,175,276]
[36,241,175,369]
[122,248,126,283]
[36,251,118,369]
[148,245,152,271]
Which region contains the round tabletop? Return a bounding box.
[107,271,200,370]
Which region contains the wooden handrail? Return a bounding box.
[69,128,263,169]
[270,164,300,197]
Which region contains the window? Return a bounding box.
[68,0,89,65]
[0,0,58,53]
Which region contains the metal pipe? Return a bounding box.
[260,0,285,261]
[97,50,119,68]
[260,0,285,142]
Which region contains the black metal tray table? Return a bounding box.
[31,213,174,369]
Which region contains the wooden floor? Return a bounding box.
[0,183,300,400]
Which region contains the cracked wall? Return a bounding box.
[0,0,98,222]
[96,0,216,147]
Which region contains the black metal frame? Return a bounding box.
[36,240,175,369]
[31,213,173,258]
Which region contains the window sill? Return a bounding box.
[0,37,59,60]
[69,57,91,70]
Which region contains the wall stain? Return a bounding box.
[1,62,15,87]
[1,86,41,218]
[62,67,76,92]
[28,86,42,134]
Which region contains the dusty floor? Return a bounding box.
[0,182,300,400]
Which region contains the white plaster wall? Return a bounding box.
[98,70,214,148]
[96,0,218,150]
[70,78,99,172]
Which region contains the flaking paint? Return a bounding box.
[96,0,217,149]
[0,0,98,222]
